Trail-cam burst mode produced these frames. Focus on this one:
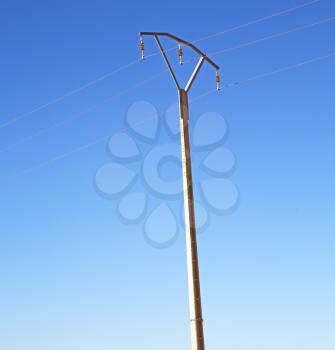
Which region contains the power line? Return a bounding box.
[210,15,335,57]
[1,15,333,156]
[1,50,334,188]
[0,70,166,155]
[0,59,141,129]
[0,0,321,130]
[192,0,322,43]
[228,52,335,86]
[0,109,171,188]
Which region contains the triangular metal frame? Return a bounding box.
[140,32,220,93]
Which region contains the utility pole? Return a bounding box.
[139,32,220,350]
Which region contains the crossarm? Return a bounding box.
[140,32,220,71]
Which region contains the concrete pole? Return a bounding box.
[179,89,205,350]
[139,32,220,350]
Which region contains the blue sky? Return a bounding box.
[0,0,335,349]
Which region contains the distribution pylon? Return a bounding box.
[139,32,220,350]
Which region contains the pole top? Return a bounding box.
[139,32,220,71]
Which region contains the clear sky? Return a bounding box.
[0,0,335,349]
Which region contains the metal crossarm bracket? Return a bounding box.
[140,32,219,70]
[154,35,181,90]
[185,57,205,92]
[140,32,220,92]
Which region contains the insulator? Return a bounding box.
[178,44,183,65]
[216,71,221,91]
[140,36,145,60]
[178,45,183,57]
